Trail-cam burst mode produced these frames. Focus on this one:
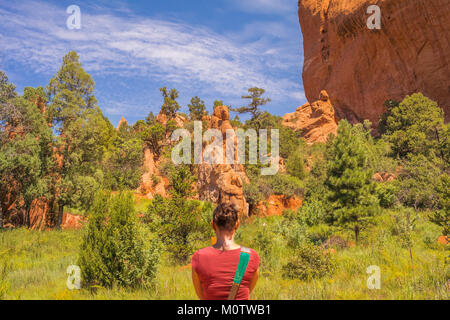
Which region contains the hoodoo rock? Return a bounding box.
[198,106,249,217]
[298,0,450,124]
[282,90,338,144]
[138,148,169,199]
[117,116,128,130]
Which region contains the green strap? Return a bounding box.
[233,247,251,284]
[227,247,251,300]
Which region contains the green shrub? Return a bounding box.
[375,182,399,208]
[282,242,334,280]
[395,154,445,210]
[282,209,298,223]
[429,173,449,236]
[145,195,212,264]
[78,192,160,288]
[306,224,333,245]
[381,93,445,159]
[286,222,307,249]
[286,152,306,180]
[389,209,417,249]
[265,174,304,197]
[243,183,264,213]
[169,165,195,198]
[244,174,304,215]
[298,196,330,226]
[252,227,285,272]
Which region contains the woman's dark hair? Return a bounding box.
[213,203,239,231]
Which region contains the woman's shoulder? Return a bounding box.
[242,247,259,257]
[247,248,260,266]
[193,246,259,257]
[193,246,215,258]
[191,247,215,271]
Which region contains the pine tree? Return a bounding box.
[188,96,206,120]
[160,87,180,119]
[214,100,224,108]
[232,87,271,127]
[325,120,379,243]
[47,51,111,228]
[145,111,156,125]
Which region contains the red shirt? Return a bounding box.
[191,246,260,300]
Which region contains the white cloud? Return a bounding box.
[230,0,296,14]
[0,0,305,116]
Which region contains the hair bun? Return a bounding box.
[213,203,239,231]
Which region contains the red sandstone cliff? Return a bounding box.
[298,0,450,124]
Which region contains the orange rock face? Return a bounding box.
[282,90,338,144]
[254,195,303,217]
[298,0,450,124]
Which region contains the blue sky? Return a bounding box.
[0,0,305,126]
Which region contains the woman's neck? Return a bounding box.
[213,232,240,251]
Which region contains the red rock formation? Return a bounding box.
[372,172,396,182]
[198,106,250,217]
[282,90,338,144]
[137,113,187,199]
[298,0,450,124]
[156,113,187,128]
[254,195,303,217]
[117,116,128,130]
[61,212,85,230]
[138,148,169,199]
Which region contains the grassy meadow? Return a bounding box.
[1,204,448,300]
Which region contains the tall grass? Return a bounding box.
[0,210,448,300]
